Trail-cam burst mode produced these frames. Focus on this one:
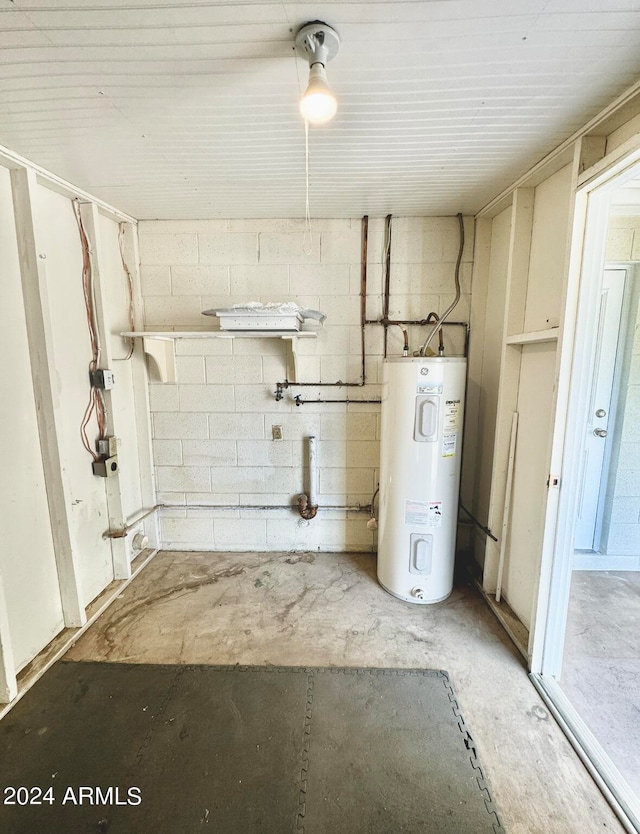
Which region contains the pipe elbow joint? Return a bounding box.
[297,493,318,520]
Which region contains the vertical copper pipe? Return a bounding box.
[360,215,369,384]
[383,214,392,357]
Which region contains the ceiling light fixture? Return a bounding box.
[295,21,340,125]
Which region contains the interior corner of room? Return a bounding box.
[2,4,640,832]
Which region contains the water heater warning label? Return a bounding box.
[442,434,457,457]
[405,499,442,527]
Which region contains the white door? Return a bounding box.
[574,269,626,550]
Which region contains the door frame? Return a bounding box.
[530,150,640,833]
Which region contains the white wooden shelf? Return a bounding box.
[121,330,316,383]
[505,327,559,346]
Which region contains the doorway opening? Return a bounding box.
[532,161,640,833]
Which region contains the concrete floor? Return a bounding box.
[562,570,640,796]
[67,551,625,834]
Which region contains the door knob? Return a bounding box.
[594,428,608,437]
[595,409,607,418]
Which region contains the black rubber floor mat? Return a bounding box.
[0,663,504,833]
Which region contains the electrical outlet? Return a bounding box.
[272,425,283,441]
[92,455,118,478]
[89,369,115,389]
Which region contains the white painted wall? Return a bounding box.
[35,186,115,604]
[0,169,64,672]
[467,164,574,630]
[0,158,152,689]
[98,213,144,521]
[138,216,474,552]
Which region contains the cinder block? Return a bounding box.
[234,384,293,413]
[139,219,227,235]
[239,493,294,507]
[321,294,360,326]
[152,439,183,466]
[313,440,347,468]
[391,230,444,264]
[262,354,289,382]
[439,292,471,320]
[401,262,473,295]
[258,232,320,264]
[319,467,376,495]
[171,265,229,295]
[209,466,265,493]
[229,264,290,296]
[161,516,214,544]
[156,465,211,492]
[140,265,171,296]
[175,356,206,384]
[214,518,266,546]
[138,233,198,265]
[179,384,234,412]
[209,413,264,440]
[611,468,640,497]
[320,232,362,264]
[350,262,382,298]
[153,412,208,439]
[182,439,237,467]
[237,439,293,467]
[232,337,288,356]
[149,384,179,412]
[346,440,380,468]
[143,296,204,327]
[617,443,640,468]
[185,495,239,514]
[321,413,377,440]
[199,233,258,265]
[604,523,640,554]
[320,355,363,384]
[387,293,440,320]
[290,264,350,296]
[156,491,186,505]
[315,326,350,356]
[268,413,321,440]
[206,355,263,384]
[610,496,640,523]
[228,218,306,234]
[266,467,298,494]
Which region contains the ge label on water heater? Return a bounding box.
[405,499,442,527]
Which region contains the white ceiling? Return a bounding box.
[2,0,640,219]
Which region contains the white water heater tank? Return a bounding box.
[377,357,466,604]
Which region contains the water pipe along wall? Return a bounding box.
[138,216,474,552]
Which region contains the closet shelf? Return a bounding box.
[505,328,559,346]
[121,330,316,383]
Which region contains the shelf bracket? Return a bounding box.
[142,336,176,383]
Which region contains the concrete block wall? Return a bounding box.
[138,216,474,551]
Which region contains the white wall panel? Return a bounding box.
[35,185,114,605]
[0,167,64,671]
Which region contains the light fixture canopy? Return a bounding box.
[295,21,340,125]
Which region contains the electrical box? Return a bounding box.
[90,369,115,389]
[97,436,118,457]
[92,455,118,478]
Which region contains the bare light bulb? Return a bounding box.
[300,63,337,125]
